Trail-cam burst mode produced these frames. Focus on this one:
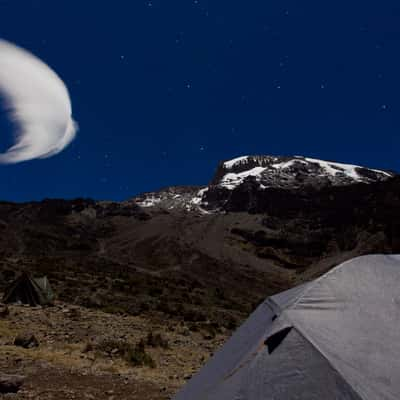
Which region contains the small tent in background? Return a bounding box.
[174,255,400,400]
[2,272,54,306]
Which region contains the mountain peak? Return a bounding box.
[135,155,395,213]
[211,155,394,190]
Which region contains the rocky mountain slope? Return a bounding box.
[0,154,399,398]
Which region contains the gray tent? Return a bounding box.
[3,272,54,306]
[174,255,400,400]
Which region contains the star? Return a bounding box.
[186,83,192,89]
[381,104,388,110]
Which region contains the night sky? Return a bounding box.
[0,1,399,201]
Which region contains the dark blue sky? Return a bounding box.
[0,1,399,201]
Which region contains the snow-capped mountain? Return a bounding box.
[134,155,395,212]
[212,155,394,190]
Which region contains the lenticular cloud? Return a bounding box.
[0,39,77,164]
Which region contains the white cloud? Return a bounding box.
[0,39,77,163]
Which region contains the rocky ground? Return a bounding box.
[0,302,228,399]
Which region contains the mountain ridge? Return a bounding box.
[135,154,396,213]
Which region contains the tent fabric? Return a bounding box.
[33,276,55,304]
[173,254,400,400]
[2,273,54,306]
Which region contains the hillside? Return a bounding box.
[0,155,399,398]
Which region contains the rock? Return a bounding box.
[0,374,24,393]
[0,304,9,318]
[14,332,39,348]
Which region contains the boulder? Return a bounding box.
[0,374,24,393]
[0,303,9,318]
[14,332,39,348]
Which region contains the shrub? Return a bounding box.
[201,324,216,340]
[156,300,175,314]
[224,315,238,330]
[89,338,156,368]
[182,307,207,322]
[101,305,126,315]
[94,338,130,355]
[146,331,169,349]
[126,339,156,368]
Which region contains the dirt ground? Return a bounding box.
[0,302,229,399]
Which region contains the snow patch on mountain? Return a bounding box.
[223,156,249,169]
[135,186,209,213]
[220,167,266,190]
[305,157,392,179]
[137,195,163,208]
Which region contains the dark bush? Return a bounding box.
[91,337,156,368]
[146,331,169,349]
[182,307,207,322]
[126,339,156,368]
[101,305,127,315]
